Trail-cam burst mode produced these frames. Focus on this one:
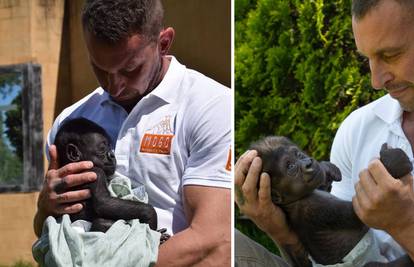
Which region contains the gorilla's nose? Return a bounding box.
[301,158,313,172]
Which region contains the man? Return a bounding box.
[34,1,231,266]
[235,0,414,265]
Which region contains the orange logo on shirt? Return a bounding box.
[140,133,174,155]
[225,147,232,171]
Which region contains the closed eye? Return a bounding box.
[381,52,401,63]
[120,64,143,76]
[295,150,306,159]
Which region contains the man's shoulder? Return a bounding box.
[332,94,396,162]
[48,87,114,148]
[56,87,108,122]
[179,69,231,115]
[341,94,392,130]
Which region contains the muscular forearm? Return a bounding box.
[269,232,311,267]
[389,222,414,261]
[155,226,230,267]
[33,210,47,237]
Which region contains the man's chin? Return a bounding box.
[397,101,414,112]
[111,95,140,108]
[386,91,414,112]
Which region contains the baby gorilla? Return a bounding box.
[54,118,157,232]
[251,136,413,267]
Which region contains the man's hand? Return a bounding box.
[234,150,297,245]
[34,145,97,237]
[234,150,311,266]
[354,159,414,231]
[354,159,414,259]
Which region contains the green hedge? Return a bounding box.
[235,0,384,254]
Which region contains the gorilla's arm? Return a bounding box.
[90,167,158,230]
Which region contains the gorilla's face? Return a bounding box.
[83,132,116,176]
[262,145,325,205]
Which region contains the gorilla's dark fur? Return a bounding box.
[54,118,157,232]
[251,136,413,267]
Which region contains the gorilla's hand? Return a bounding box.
[318,161,342,192]
[380,143,412,179]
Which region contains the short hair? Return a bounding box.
[82,0,164,44]
[352,0,414,20]
[54,118,110,166]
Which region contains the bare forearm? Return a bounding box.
[390,222,414,261]
[278,243,311,267]
[269,232,311,267]
[34,210,47,237]
[155,227,230,267]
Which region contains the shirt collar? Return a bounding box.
[149,56,185,104]
[90,87,111,106]
[373,94,403,124]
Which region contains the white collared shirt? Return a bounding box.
[47,56,232,234]
[331,94,413,260]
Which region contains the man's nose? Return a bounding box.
[107,73,125,96]
[369,59,394,90]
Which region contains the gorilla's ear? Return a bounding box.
[67,143,82,162]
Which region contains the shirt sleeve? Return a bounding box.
[330,113,356,201]
[182,93,232,188]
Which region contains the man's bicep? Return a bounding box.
[183,185,230,234]
[154,186,231,266]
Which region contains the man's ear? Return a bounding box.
[158,27,175,56]
[67,143,82,162]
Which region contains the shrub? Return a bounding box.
[235,0,384,159]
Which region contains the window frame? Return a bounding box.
[0,63,43,193]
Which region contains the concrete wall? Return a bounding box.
[0,0,230,265]
[0,0,64,265]
[62,0,231,113]
[164,0,231,87]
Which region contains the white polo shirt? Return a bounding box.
[330,94,413,260]
[47,56,232,234]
